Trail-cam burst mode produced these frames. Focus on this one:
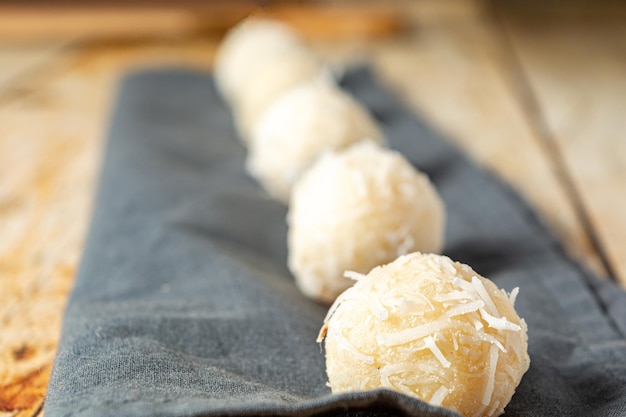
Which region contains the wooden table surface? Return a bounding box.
[1,1,625,415]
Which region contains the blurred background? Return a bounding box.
[1,0,625,415]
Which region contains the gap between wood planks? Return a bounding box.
[486,2,618,283]
[27,399,42,417]
[372,1,606,282]
[31,400,43,417]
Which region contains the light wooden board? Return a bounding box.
[0,2,400,42]
[0,42,72,92]
[1,1,624,414]
[0,46,102,416]
[0,38,217,416]
[368,2,605,277]
[499,7,626,285]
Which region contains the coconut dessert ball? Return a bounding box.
[288,142,444,303]
[247,80,385,202]
[214,18,327,143]
[232,46,326,143]
[318,252,530,417]
[214,18,304,104]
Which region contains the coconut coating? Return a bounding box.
[320,252,530,417]
[232,46,326,143]
[247,80,385,202]
[288,142,444,304]
[214,18,325,143]
[214,18,304,104]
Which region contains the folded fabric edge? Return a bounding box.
[63,389,463,417]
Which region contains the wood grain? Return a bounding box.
[0,46,99,417]
[1,1,624,414]
[499,7,626,284]
[0,38,217,416]
[0,43,72,93]
[0,2,401,42]
[370,2,605,277]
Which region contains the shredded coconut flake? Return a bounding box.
[509,287,519,307]
[379,371,393,389]
[377,319,448,347]
[471,276,498,315]
[393,381,418,397]
[487,400,501,417]
[430,386,449,406]
[482,343,499,406]
[425,336,451,368]
[481,333,507,353]
[350,289,389,321]
[507,330,524,361]
[433,290,476,302]
[504,364,519,381]
[381,290,433,313]
[446,299,485,318]
[440,257,457,275]
[332,328,374,364]
[344,270,366,281]
[479,308,522,331]
[378,363,430,380]
[472,403,488,417]
[452,277,475,292]
[455,320,507,352]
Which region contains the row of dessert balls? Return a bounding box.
[214,18,529,417]
[215,18,445,304]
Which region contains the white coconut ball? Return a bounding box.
[319,252,530,417]
[214,18,326,143]
[288,142,445,304]
[233,47,327,143]
[214,18,304,104]
[247,80,385,202]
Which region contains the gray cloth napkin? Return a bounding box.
[45,68,626,417]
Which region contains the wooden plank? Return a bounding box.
[0,38,218,415]
[498,6,626,285]
[0,3,250,41]
[0,2,402,42]
[0,50,96,415]
[1,1,619,414]
[0,42,72,93]
[368,2,606,278]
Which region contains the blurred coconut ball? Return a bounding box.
[319,252,530,417]
[247,79,385,202]
[287,142,445,304]
[214,18,327,143]
[214,18,304,104]
[233,48,327,143]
